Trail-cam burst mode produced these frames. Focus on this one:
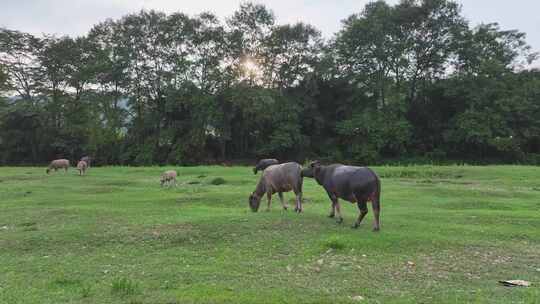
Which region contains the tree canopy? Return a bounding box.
[1,0,539,165]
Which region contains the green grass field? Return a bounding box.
[1,165,539,303]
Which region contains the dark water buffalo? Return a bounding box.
[249,162,303,213]
[253,159,279,174]
[302,161,381,231]
[81,156,91,167]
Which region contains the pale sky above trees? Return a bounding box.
[1,0,539,65]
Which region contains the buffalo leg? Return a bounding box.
[266,192,272,212]
[372,196,381,232]
[294,180,303,213]
[328,202,335,218]
[278,192,288,210]
[326,191,336,218]
[353,200,368,229]
[328,193,343,224]
[294,191,303,213]
[327,192,342,223]
[334,200,343,224]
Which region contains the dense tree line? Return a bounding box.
[1,0,539,165]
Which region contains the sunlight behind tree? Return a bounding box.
[242,57,262,84]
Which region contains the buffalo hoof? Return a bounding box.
[352,223,359,229]
[336,217,343,224]
[372,226,380,232]
[328,213,335,218]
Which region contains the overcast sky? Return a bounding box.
[1,0,539,56]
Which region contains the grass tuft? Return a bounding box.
[323,235,346,250]
[80,285,92,298]
[111,277,139,296]
[53,276,80,286]
[18,222,36,227]
[210,177,226,185]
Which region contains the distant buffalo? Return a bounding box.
[249,162,303,213]
[253,159,279,174]
[302,161,381,231]
[77,160,88,176]
[80,156,91,167]
[160,170,178,187]
[46,159,70,174]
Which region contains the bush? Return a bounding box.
[133,144,155,166]
[210,177,226,185]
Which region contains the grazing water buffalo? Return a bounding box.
[46,159,70,174]
[76,160,88,176]
[249,162,303,213]
[81,156,91,167]
[253,159,279,174]
[160,170,178,187]
[302,161,381,231]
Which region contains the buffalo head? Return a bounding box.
[248,193,262,212]
[301,160,321,178]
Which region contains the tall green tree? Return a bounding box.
[0,1,538,165]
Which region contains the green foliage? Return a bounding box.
[132,143,156,166]
[210,177,226,185]
[0,1,539,165]
[337,109,412,163]
[0,63,8,94]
